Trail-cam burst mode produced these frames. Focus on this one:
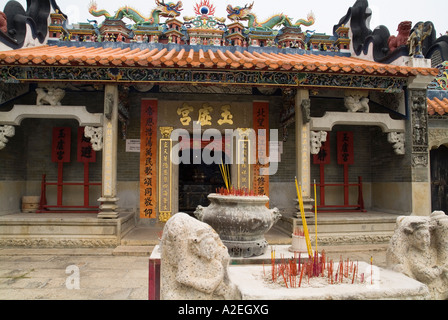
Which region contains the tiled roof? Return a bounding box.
[428,97,448,116]
[0,45,439,77]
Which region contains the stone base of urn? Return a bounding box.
[195,194,282,258]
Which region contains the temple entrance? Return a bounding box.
[431,145,448,213]
[178,148,227,215]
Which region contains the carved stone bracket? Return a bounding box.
[0,125,15,150]
[301,99,311,124]
[84,126,103,151]
[310,131,328,155]
[388,132,405,155]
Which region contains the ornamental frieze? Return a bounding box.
[0,65,408,91]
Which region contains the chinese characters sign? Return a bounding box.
[177,103,234,127]
[337,132,354,165]
[159,127,173,223]
[313,135,331,165]
[237,132,251,190]
[52,127,71,163]
[140,99,158,219]
[253,101,269,198]
[77,127,96,163]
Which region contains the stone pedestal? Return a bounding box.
[98,197,120,219]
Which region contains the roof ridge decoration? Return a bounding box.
[0,0,64,50]
[226,2,315,31]
[88,0,183,27]
[335,0,448,64]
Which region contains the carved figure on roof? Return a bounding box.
[1,0,65,49]
[388,21,412,53]
[89,0,183,26]
[0,11,7,34]
[284,12,315,28]
[227,2,314,31]
[408,22,433,57]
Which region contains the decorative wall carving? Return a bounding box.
[0,125,15,150]
[428,128,448,149]
[410,90,429,168]
[84,126,103,151]
[0,83,29,105]
[0,65,408,91]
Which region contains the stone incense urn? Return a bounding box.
[194,194,282,258]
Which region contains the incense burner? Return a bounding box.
[194,194,281,258]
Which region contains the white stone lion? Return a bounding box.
[386,212,448,300]
[36,87,65,106]
[160,212,241,300]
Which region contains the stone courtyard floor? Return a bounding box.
[0,242,387,300]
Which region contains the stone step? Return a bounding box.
[112,245,155,256]
[276,211,399,246]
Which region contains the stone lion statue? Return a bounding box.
[386,212,448,300]
[344,94,370,113]
[388,21,412,52]
[160,212,241,300]
[36,87,65,106]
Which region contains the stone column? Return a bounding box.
[295,89,313,217]
[405,59,434,216]
[407,88,431,216]
[97,85,119,219]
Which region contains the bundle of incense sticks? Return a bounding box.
[267,250,368,288]
[219,163,231,192]
[216,186,258,196]
[293,226,305,237]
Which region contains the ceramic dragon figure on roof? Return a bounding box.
[226,2,315,31]
[89,0,183,26]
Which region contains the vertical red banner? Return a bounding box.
[253,101,270,198]
[140,99,158,219]
[77,127,96,163]
[52,127,71,163]
[337,131,354,165]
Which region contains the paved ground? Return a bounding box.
[0,248,149,300]
[0,244,387,300]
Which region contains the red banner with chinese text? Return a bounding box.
[313,133,331,165]
[337,131,354,165]
[77,127,96,163]
[253,101,269,198]
[52,127,71,163]
[140,99,158,219]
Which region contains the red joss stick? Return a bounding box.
[299,264,304,287]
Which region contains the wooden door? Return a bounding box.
[431,145,448,213]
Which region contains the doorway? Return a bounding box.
[178,148,227,214]
[431,145,448,213]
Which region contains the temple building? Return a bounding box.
[0,0,446,248]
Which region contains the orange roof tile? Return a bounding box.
[427,97,448,116]
[0,45,440,78]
